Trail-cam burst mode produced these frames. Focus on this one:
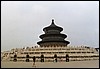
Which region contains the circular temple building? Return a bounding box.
[37,19,70,47]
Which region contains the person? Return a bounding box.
[32,56,36,67]
[55,58,57,62]
[32,62,36,67]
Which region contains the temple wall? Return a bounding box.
[1,46,99,62]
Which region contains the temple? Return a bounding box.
[37,19,70,47]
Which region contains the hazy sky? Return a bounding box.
[1,1,99,51]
